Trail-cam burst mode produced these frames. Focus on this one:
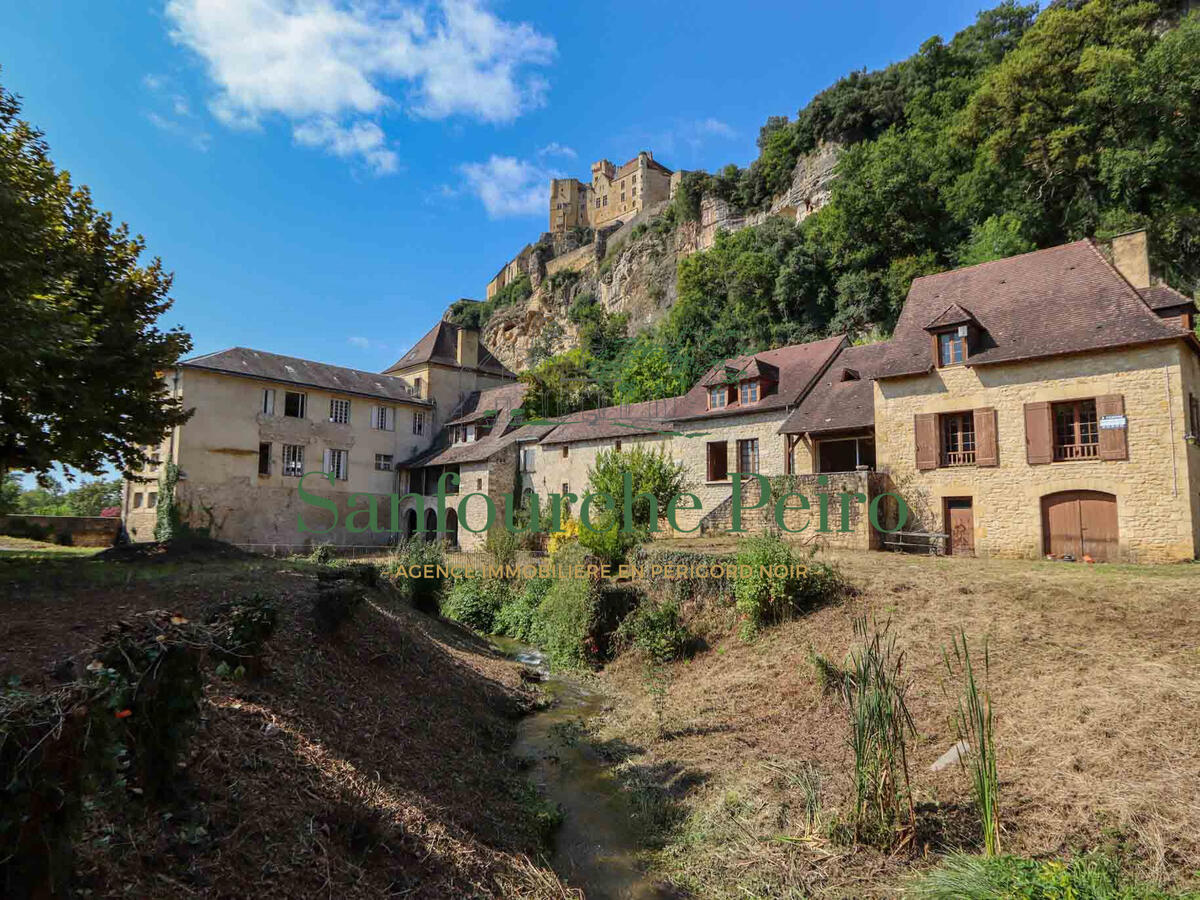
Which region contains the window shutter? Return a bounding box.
[1097,394,1128,461]
[1024,401,1053,464]
[973,407,999,466]
[385,407,395,431]
[914,413,938,471]
[262,389,275,415]
[322,449,332,474]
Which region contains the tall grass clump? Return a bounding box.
[908,852,1181,900]
[733,535,842,639]
[944,629,1000,856]
[841,616,915,845]
[529,543,601,669]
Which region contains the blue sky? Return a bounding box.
[7,0,987,384]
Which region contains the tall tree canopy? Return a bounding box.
[0,76,192,482]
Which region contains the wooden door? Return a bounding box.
[944,497,974,556]
[1041,491,1118,561]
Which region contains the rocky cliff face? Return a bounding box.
[481,143,840,373]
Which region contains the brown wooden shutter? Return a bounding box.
[914,413,939,471]
[974,407,999,466]
[1096,394,1128,460]
[1024,401,1053,464]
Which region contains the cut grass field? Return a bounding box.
[0,548,577,899]
[594,546,1200,898]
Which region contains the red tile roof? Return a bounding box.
[1140,283,1197,311]
[779,342,889,435]
[878,240,1186,378]
[538,399,678,445]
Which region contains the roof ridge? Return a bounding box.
[913,239,1093,283]
[185,346,410,381]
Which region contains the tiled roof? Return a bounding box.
[538,399,678,445]
[778,342,889,435]
[445,383,529,425]
[404,383,554,467]
[181,347,427,404]
[924,302,977,331]
[669,334,848,421]
[1140,283,1197,311]
[877,240,1186,379]
[700,357,779,387]
[383,320,515,378]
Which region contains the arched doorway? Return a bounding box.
[403,508,417,541]
[1041,491,1118,561]
[444,508,459,548]
[423,508,437,542]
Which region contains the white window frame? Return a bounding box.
[283,444,305,477]
[329,398,350,424]
[262,388,276,415]
[709,387,727,409]
[373,406,395,431]
[413,411,426,436]
[375,453,393,472]
[739,381,760,405]
[465,424,476,443]
[323,448,349,481]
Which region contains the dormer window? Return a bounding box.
[739,381,760,404]
[709,387,728,409]
[937,330,967,367]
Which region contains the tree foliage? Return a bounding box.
[0,76,192,481]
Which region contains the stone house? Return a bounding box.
[128,230,1200,561]
[549,151,673,235]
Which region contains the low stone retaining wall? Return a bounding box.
[0,515,121,547]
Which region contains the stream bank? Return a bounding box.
[492,636,672,900]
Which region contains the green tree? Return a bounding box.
[0,472,20,515]
[956,213,1036,266]
[64,478,122,516]
[0,77,192,482]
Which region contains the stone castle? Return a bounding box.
[548,151,674,235]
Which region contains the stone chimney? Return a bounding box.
[456,325,479,369]
[1111,229,1151,289]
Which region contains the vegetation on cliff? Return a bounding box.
[521,0,1200,408]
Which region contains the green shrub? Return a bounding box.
[484,522,519,570]
[616,597,692,663]
[382,539,446,614]
[530,545,601,669]
[494,577,552,642]
[441,578,513,633]
[313,583,364,635]
[733,535,842,637]
[208,593,277,675]
[577,512,643,566]
[908,852,1182,900]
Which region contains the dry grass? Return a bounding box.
[595,547,1200,898]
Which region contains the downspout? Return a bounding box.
[1166,367,1179,497]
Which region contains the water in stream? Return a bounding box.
[491,636,669,900]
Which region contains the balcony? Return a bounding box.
[940,449,976,467]
[1053,441,1099,462]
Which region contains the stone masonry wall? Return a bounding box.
[874,343,1197,562]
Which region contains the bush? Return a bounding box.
[484,523,519,570]
[577,513,643,567]
[908,852,1181,900]
[382,539,446,614]
[494,577,552,643]
[616,597,692,663]
[208,593,277,675]
[530,544,601,669]
[441,578,513,634]
[733,535,842,638]
[313,583,364,635]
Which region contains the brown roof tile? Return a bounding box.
[1140,283,1197,311]
[877,240,1184,378]
[384,320,515,378]
[538,399,678,445]
[779,342,889,435]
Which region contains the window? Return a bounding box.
[476,478,483,490]
[562,482,570,496]
[737,438,759,474]
[602,196,608,207]
[940,412,976,466]
[283,444,305,477]
[562,446,569,459]
[373,406,395,431]
[133,492,143,508]
[1190,394,1200,438]
[709,387,727,409]
[614,440,622,452]
[375,454,393,472]
[739,381,760,405]
[466,424,476,443]
[706,441,728,482]
[330,398,350,424]
[258,442,271,476]
[413,412,426,435]
[521,448,536,472]
[937,331,966,367]
[324,448,348,481]
[413,377,423,398]
[1052,399,1099,460]
[147,492,158,509]
[284,391,306,418]
[262,388,276,415]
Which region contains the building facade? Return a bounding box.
[549,151,673,234]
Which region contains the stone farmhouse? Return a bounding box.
[125,230,1200,562]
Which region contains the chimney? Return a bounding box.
[456,325,479,369]
[1111,230,1151,289]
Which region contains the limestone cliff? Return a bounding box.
[481,143,840,373]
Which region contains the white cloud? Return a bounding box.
[537,141,575,159]
[347,336,371,348]
[459,154,560,218]
[143,72,212,151]
[696,117,735,138]
[163,0,556,172]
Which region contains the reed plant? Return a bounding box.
[945,629,1001,856]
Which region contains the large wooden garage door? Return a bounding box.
[1041,491,1118,561]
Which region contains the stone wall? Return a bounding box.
[0,515,121,547]
[873,343,1198,562]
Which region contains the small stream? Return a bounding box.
[491,636,668,900]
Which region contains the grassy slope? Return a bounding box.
[595,547,1200,898]
[0,551,577,899]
